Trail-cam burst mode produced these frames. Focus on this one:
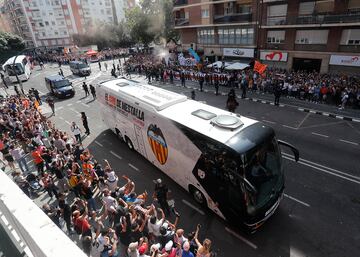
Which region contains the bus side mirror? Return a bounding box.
[278,140,299,162]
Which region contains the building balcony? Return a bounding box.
[265,12,360,27]
[339,45,360,53]
[214,13,252,24]
[173,0,188,6]
[174,18,189,26]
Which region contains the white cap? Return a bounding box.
[164,240,173,251]
[153,178,162,184]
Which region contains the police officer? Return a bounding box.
[274,80,282,106]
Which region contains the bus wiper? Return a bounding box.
[278,140,299,162]
[243,177,257,195]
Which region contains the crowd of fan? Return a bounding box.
[29,48,128,66]
[0,93,214,257]
[125,53,360,109]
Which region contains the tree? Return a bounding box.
[0,31,25,62]
[125,0,178,46]
[72,22,134,50]
[0,31,25,52]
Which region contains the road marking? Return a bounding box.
[282,153,360,185]
[311,132,329,138]
[66,103,73,107]
[262,119,275,124]
[76,100,82,103]
[94,141,103,147]
[339,139,358,146]
[282,125,298,130]
[64,120,71,125]
[284,194,310,207]
[297,112,311,128]
[81,103,89,108]
[110,150,122,160]
[181,199,205,215]
[128,163,139,171]
[225,227,258,250]
[57,106,64,110]
[69,108,78,115]
[59,116,64,120]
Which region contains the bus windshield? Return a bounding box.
[244,138,282,209]
[5,63,24,76]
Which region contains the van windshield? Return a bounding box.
[77,63,88,69]
[54,80,70,88]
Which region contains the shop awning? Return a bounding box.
[207,61,230,68]
[86,50,98,56]
[225,62,250,70]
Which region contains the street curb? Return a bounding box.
[150,81,360,122]
[298,108,360,123]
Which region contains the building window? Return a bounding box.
[295,30,328,44]
[348,0,360,11]
[267,30,285,44]
[219,27,253,45]
[45,21,49,26]
[298,2,315,16]
[197,29,215,44]
[64,9,69,15]
[267,4,287,25]
[101,9,104,14]
[106,9,112,15]
[201,9,209,18]
[39,22,44,27]
[42,32,46,36]
[55,31,58,35]
[105,0,110,6]
[340,29,360,45]
[51,39,56,45]
[63,31,67,35]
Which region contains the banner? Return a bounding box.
[188,48,200,63]
[223,48,255,58]
[329,55,360,67]
[260,51,288,62]
[254,60,267,74]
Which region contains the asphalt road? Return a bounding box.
[3,61,360,257]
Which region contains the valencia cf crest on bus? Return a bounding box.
[147,124,168,165]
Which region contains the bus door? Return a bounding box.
[134,124,148,158]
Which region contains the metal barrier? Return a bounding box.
[0,171,87,257]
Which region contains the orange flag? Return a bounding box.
[254,60,267,74]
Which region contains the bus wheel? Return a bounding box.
[190,186,206,206]
[125,137,134,150]
[115,128,123,142]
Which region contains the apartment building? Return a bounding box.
[173,0,260,63]
[258,0,360,73]
[174,0,360,73]
[2,0,126,48]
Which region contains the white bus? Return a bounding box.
[2,55,32,82]
[97,78,299,232]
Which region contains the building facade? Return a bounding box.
[173,0,259,63]
[1,0,126,48]
[174,0,360,73]
[258,0,360,73]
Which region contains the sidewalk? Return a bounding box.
[144,77,360,122]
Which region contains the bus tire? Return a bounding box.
[115,128,123,142]
[125,136,134,150]
[189,185,207,207]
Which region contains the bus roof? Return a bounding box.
[100,78,187,111]
[99,78,258,145]
[159,99,258,144]
[3,55,27,66]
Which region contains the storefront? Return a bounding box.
[260,50,288,69]
[222,47,254,62]
[328,54,360,74]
